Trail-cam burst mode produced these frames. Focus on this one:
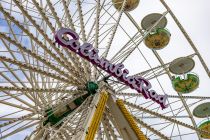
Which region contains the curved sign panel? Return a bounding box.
[55,28,168,109]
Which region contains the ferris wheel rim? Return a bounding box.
[0,0,209,140]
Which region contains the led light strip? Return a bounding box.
[116,99,147,140]
[85,91,108,140]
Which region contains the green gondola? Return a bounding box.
[172,73,199,93]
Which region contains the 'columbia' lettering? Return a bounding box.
[55,28,168,109]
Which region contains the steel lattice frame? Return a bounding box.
[0,0,209,140]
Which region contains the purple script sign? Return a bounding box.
[55,28,168,109]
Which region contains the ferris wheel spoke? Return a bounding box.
[11,0,57,49]
[103,109,123,139]
[108,31,143,64]
[80,5,97,30]
[0,117,39,121]
[110,64,171,92]
[57,0,91,81]
[0,112,38,128]
[0,56,81,85]
[0,28,36,88]
[91,0,102,80]
[150,121,175,138]
[124,101,179,119]
[102,0,127,58]
[76,4,100,80]
[0,33,85,84]
[0,72,38,104]
[169,132,198,140]
[101,113,119,139]
[134,115,183,139]
[108,67,167,90]
[46,96,93,139]
[134,117,170,140]
[0,120,39,139]
[87,3,116,44]
[96,125,103,140]
[0,1,209,139]
[45,0,62,28]
[1,60,27,87]
[11,0,85,80]
[83,1,110,43]
[73,0,92,81]
[0,99,35,112]
[0,86,80,94]
[45,0,88,80]
[69,1,105,79]
[124,100,210,136]
[30,0,54,32]
[61,0,89,77]
[41,0,86,80]
[0,77,75,106]
[1,90,37,110]
[116,92,210,100]
[111,72,165,92]
[48,92,87,113]
[75,0,87,42]
[109,32,140,63]
[90,24,115,46]
[125,7,202,138]
[118,93,204,120]
[160,0,210,77]
[87,0,112,80]
[111,12,169,65]
[61,0,76,32]
[0,5,82,77]
[144,100,197,139]
[161,99,203,117]
[93,0,101,49]
[148,122,193,139]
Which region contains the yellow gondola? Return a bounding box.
[112,0,140,11]
[144,28,171,50]
[198,120,210,139]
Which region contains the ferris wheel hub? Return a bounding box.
[86,81,99,95]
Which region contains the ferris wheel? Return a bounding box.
[0,0,210,140]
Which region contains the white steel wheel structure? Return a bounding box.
[0,0,210,140]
